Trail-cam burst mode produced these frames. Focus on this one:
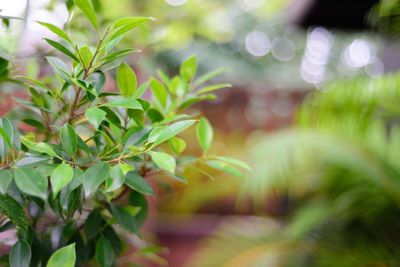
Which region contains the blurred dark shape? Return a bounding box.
[295,0,379,30]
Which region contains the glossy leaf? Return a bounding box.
[0,170,12,194]
[103,98,143,110]
[86,107,106,129]
[169,137,186,155]
[153,120,196,146]
[213,156,251,171]
[132,81,149,99]
[197,117,213,153]
[150,78,167,108]
[44,39,79,62]
[117,62,136,98]
[110,203,141,237]
[20,137,60,158]
[46,243,76,267]
[61,123,77,156]
[105,164,125,192]
[95,236,115,267]
[0,117,13,157]
[0,194,28,230]
[206,160,244,178]
[14,167,48,199]
[125,171,154,197]
[73,0,98,30]
[180,55,197,81]
[10,240,31,267]
[197,83,231,94]
[51,162,74,197]
[82,161,110,197]
[37,21,72,43]
[193,68,228,87]
[149,151,176,174]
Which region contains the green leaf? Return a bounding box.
[51,163,74,197]
[20,137,60,158]
[150,78,167,108]
[206,160,244,178]
[180,55,197,81]
[44,39,79,62]
[103,98,143,110]
[197,117,213,153]
[132,81,149,99]
[14,167,48,199]
[105,164,125,192]
[86,107,106,129]
[179,94,216,110]
[73,0,98,31]
[197,83,231,94]
[125,171,154,197]
[99,49,139,67]
[193,68,228,87]
[46,243,76,267]
[117,62,137,98]
[37,21,72,43]
[84,208,104,239]
[77,46,92,69]
[22,118,47,132]
[95,236,115,267]
[46,56,71,82]
[61,123,77,156]
[212,156,251,171]
[110,203,141,237]
[113,17,153,29]
[0,194,28,230]
[129,190,148,225]
[0,170,12,194]
[169,137,186,155]
[153,120,196,146]
[149,151,176,174]
[10,240,31,267]
[108,17,153,41]
[82,161,110,197]
[0,117,13,157]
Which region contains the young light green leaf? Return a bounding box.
[0,194,28,230]
[37,21,72,43]
[117,62,137,97]
[82,161,110,197]
[180,55,197,81]
[169,137,186,155]
[10,240,31,267]
[206,160,244,178]
[51,162,74,197]
[132,81,150,99]
[196,83,231,94]
[86,107,106,129]
[0,170,12,194]
[153,120,196,146]
[44,39,79,62]
[46,243,76,267]
[110,203,141,237]
[108,17,153,41]
[20,137,60,158]
[78,46,92,68]
[125,171,154,197]
[197,117,213,153]
[61,123,77,156]
[73,0,98,31]
[179,94,216,110]
[212,156,251,171]
[105,164,125,192]
[150,78,167,108]
[149,151,176,174]
[103,98,143,110]
[14,167,48,199]
[193,68,228,87]
[113,17,154,29]
[96,236,115,267]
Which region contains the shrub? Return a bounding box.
[0,0,248,266]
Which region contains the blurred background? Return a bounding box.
[3,0,400,266]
